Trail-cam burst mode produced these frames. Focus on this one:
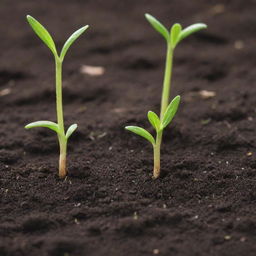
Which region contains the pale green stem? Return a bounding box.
[55,57,67,178]
[153,132,161,178]
[153,43,174,178]
[160,43,174,120]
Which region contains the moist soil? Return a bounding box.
[0,0,256,255]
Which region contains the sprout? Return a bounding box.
[125,14,207,179]
[25,15,89,178]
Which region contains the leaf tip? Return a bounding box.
[72,123,78,131]
[26,15,33,23]
[173,22,182,28]
[145,13,153,22]
[25,123,32,129]
[65,123,78,139]
[174,95,181,105]
[147,110,155,120]
[81,25,89,33]
[201,23,208,29]
[125,126,135,132]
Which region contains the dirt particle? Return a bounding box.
[234,40,244,50]
[153,249,160,254]
[80,65,105,76]
[224,235,231,240]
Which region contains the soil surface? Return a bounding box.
[0,0,256,255]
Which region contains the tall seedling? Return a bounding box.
[126,14,207,178]
[25,15,89,178]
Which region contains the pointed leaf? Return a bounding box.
[162,95,181,128]
[147,111,161,131]
[25,121,59,133]
[145,13,169,42]
[66,124,78,139]
[26,15,57,56]
[125,126,155,145]
[170,23,182,48]
[178,23,207,43]
[60,25,89,61]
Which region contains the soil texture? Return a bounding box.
[0,0,256,255]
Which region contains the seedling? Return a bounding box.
[25,15,89,178]
[125,14,207,179]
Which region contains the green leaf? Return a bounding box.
[26,15,57,56]
[145,13,169,42]
[66,124,78,139]
[25,120,59,133]
[162,95,181,128]
[125,126,155,145]
[60,25,89,61]
[178,23,207,43]
[147,111,161,131]
[170,23,182,48]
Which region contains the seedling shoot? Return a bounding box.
[25,15,89,178]
[125,14,207,179]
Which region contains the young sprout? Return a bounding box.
[125,14,207,179]
[25,15,89,178]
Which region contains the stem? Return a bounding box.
[160,43,174,120]
[55,57,67,178]
[55,58,65,134]
[153,43,174,178]
[153,131,162,179]
[59,139,67,178]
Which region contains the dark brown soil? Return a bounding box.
[0,0,256,255]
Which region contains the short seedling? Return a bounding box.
[25,15,89,178]
[125,14,207,179]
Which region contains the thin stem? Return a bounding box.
[153,131,162,179]
[160,43,174,120]
[59,139,67,178]
[55,57,65,134]
[153,43,174,178]
[55,57,67,178]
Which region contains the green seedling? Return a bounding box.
[25,15,89,178]
[125,14,207,179]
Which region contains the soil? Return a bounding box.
[0,0,256,255]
